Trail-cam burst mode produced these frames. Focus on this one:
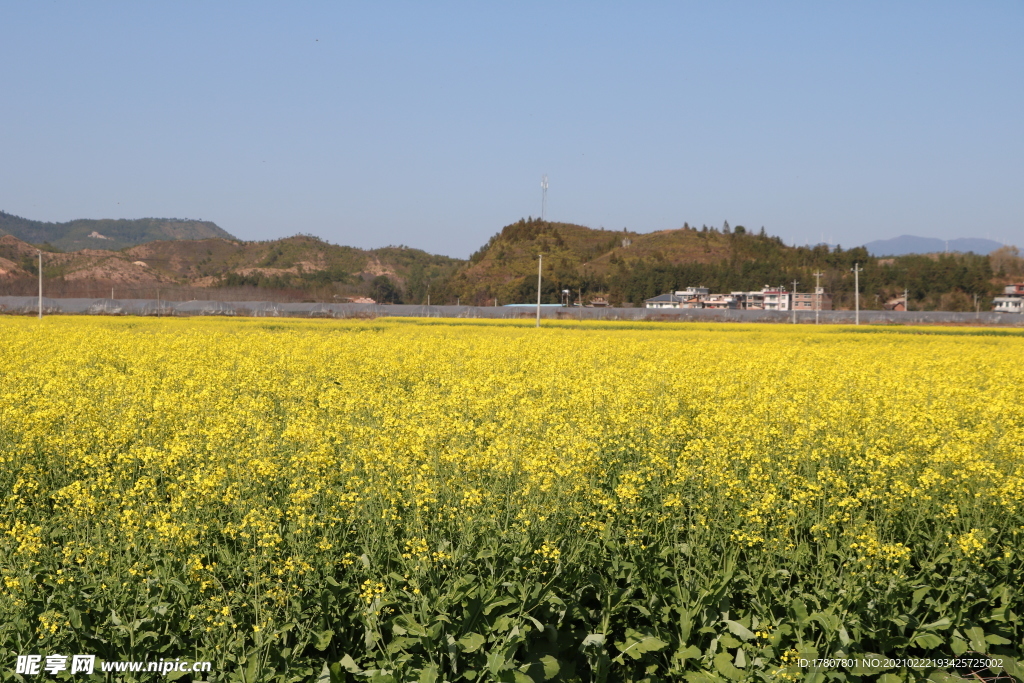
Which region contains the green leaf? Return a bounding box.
[617,633,668,660]
[914,633,943,649]
[713,652,745,681]
[927,672,968,683]
[398,617,427,637]
[790,599,809,626]
[676,645,702,662]
[964,626,987,653]
[418,664,438,683]
[539,656,560,680]
[459,632,487,653]
[243,655,259,683]
[339,655,361,674]
[483,597,517,615]
[684,673,724,683]
[315,629,334,651]
[877,675,902,683]
[920,617,952,631]
[1002,656,1024,680]
[984,633,1011,645]
[718,634,742,649]
[809,611,839,633]
[724,620,755,642]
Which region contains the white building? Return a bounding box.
[759,286,790,311]
[703,293,741,309]
[643,287,709,309]
[994,284,1024,313]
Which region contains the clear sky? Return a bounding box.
[2,2,1021,258]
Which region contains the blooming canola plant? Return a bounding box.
[0,317,1021,681]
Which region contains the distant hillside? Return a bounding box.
[0,233,463,304]
[446,219,1003,312]
[0,211,235,251]
[2,217,1018,312]
[864,235,1004,257]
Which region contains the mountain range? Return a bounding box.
[0,211,234,252]
[1,212,1020,312]
[863,235,1005,257]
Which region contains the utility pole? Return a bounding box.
[791,279,799,324]
[536,253,543,327]
[37,251,42,319]
[813,271,824,325]
[904,287,909,312]
[851,263,863,325]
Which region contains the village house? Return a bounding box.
[883,296,906,312]
[643,287,709,309]
[703,293,741,309]
[644,285,833,311]
[736,291,764,310]
[793,288,833,311]
[761,286,790,311]
[994,284,1024,313]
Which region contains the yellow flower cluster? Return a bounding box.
[0,316,1021,657]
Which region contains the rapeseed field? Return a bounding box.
[0,317,1021,682]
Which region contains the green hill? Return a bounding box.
[0,212,1012,311]
[446,218,999,311]
[0,211,235,251]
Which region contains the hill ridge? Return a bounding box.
[0,211,236,252]
[2,216,1021,312]
[863,234,1004,257]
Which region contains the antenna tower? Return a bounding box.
[541,175,548,221]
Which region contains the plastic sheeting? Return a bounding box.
[1,296,1023,326]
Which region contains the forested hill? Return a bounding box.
[0,211,235,251]
[2,214,1019,311]
[444,219,1013,311]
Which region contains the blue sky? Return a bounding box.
[1,2,1021,257]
